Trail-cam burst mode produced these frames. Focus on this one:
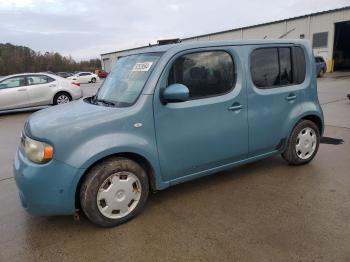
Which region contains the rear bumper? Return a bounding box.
[13,148,86,216]
[71,88,83,100]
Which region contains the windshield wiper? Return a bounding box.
[93,97,116,107]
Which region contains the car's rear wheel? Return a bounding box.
[318,68,325,77]
[91,77,96,83]
[53,92,71,105]
[80,157,149,227]
[282,120,320,165]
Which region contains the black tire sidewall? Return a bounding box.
[80,157,149,227]
[91,78,96,83]
[53,92,71,105]
[283,120,320,165]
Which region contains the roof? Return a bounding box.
[0,72,59,79]
[101,43,174,56]
[101,5,350,57]
[104,39,309,57]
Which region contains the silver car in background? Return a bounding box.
[0,73,83,112]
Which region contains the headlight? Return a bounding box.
[23,134,54,164]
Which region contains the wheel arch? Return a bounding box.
[281,111,324,153]
[75,152,157,209]
[300,114,323,134]
[53,90,72,104]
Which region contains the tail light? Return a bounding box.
[72,82,80,87]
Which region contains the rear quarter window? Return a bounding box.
[250,46,306,89]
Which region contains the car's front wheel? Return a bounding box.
[91,77,96,83]
[80,157,149,227]
[282,120,320,165]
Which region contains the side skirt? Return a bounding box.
[167,150,280,187]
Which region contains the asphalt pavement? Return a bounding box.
[0,76,349,262]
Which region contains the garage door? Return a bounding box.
[333,21,350,71]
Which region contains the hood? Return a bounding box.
[25,99,125,143]
[23,96,151,167]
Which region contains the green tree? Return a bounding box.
[0,43,101,75]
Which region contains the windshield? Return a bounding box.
[95,52,162,107]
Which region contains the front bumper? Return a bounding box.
[13,148,86,216]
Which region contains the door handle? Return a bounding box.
[285,94,297,101]
[17,88,27,91]
[228,103,243,111]
[48,84,56,87]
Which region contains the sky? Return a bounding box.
[0,0,349,60]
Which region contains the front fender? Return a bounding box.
[61,132,167,190]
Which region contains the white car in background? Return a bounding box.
[0,73,83,112]
[68,72,99,84]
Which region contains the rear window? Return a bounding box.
[315,56,324,63]
[251,46,306,88]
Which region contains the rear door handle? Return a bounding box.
[228,103,243,112]
[285,94,297,101]
[17,88,27,91]
[48,84,56,87]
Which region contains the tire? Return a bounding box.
[80,157,149,227]
[91,77,96,83]
[282,120,320,165]
[318,69,325,78]
[53,92,71,105]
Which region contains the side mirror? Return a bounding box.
[162,83,189,103]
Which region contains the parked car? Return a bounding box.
[57,72,73,78]
[315,56,327,77]
[14,40,324,227]
[68,72,99,84]
[98,70,108,78]
[0,73,82,112]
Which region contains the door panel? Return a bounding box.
[247,45,307,156]
[78,73,90,83]
[247,85,302,155]
[153,48,248,182]
[26,75,55,106]
[0,76,29,110]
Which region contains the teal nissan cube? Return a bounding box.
[14,40,324,227]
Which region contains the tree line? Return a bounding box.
[0,43,101,76]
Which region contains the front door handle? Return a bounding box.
[17,88,27,91]
[285,94,297,101]
[228,103,243,112]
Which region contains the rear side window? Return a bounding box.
[168,51,235,99]
[27,75,54,85]
[279,48,293,85]
[293,47,306,84]
[251,46,306,89]
[250,48,279,88]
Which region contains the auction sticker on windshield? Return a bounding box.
[132,62,153,72]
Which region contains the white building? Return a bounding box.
[101,6,350,73]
